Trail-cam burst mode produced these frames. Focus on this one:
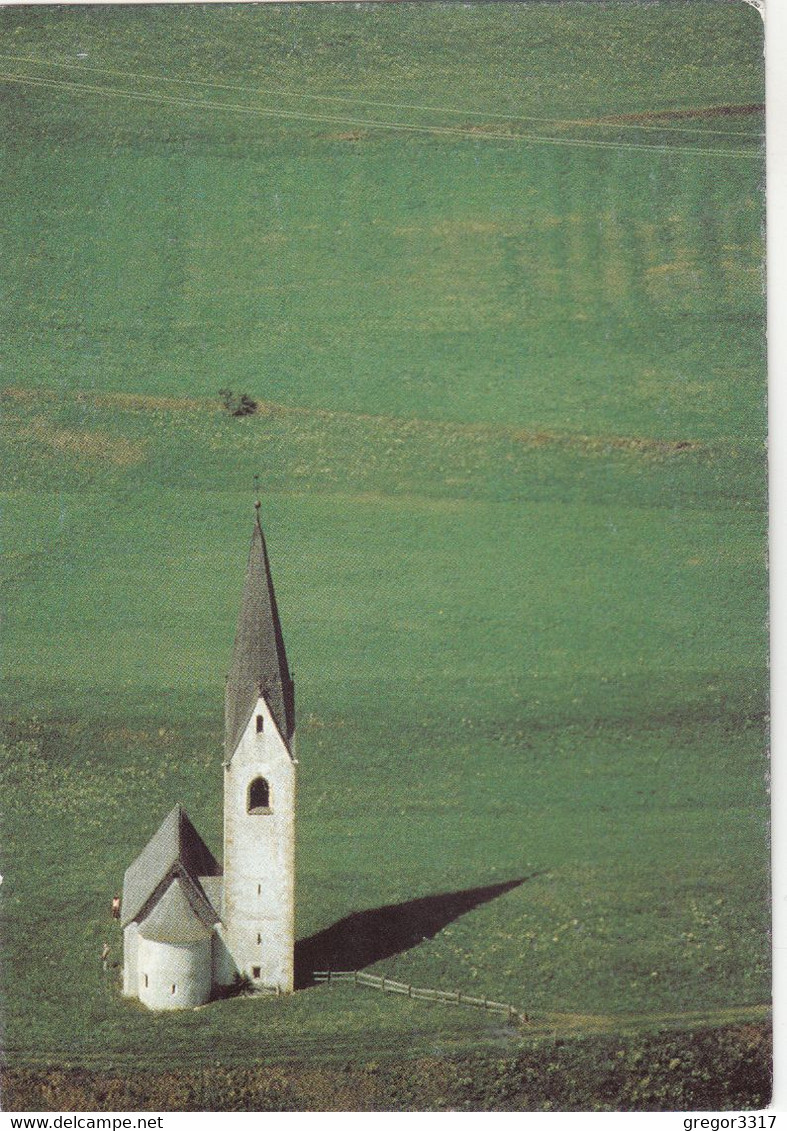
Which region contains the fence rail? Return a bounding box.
[314,970,526,1022]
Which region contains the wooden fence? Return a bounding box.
[314,970,526,1022]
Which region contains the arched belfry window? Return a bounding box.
[247,776,271,814]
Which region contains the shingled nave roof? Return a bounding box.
[121,804,222,929]
[225,508,295,759]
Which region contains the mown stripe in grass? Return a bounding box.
[0,385,763,515]
[0,383,712,456]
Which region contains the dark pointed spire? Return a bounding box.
[225,506,295,758]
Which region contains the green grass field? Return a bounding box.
[0,1,768,1110]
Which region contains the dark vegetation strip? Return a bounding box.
[1,1023,771,1111]
[596,104,764,124]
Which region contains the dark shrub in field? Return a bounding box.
[218,389,258,417]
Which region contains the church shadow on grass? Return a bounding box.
[295,875,536,989]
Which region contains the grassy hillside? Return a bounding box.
[0,1,768,1109]
[2,3,764,433]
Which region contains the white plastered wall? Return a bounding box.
[122,921,139,997]
[221,694,296,991]
[137,936,213,1010]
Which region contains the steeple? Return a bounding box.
[225,505,295,759]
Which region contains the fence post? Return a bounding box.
[381,975,386,993]
[353,970,357,986]
[408,984,412,997]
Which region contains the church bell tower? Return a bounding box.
[219,502,296,993]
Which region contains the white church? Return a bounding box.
[121,503,297,1010]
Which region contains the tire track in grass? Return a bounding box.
[0,384,711,460]
[0,53,764,138]
[0,70,762,158]
[0,1003,770,1069]
[535,1001,770,1036]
